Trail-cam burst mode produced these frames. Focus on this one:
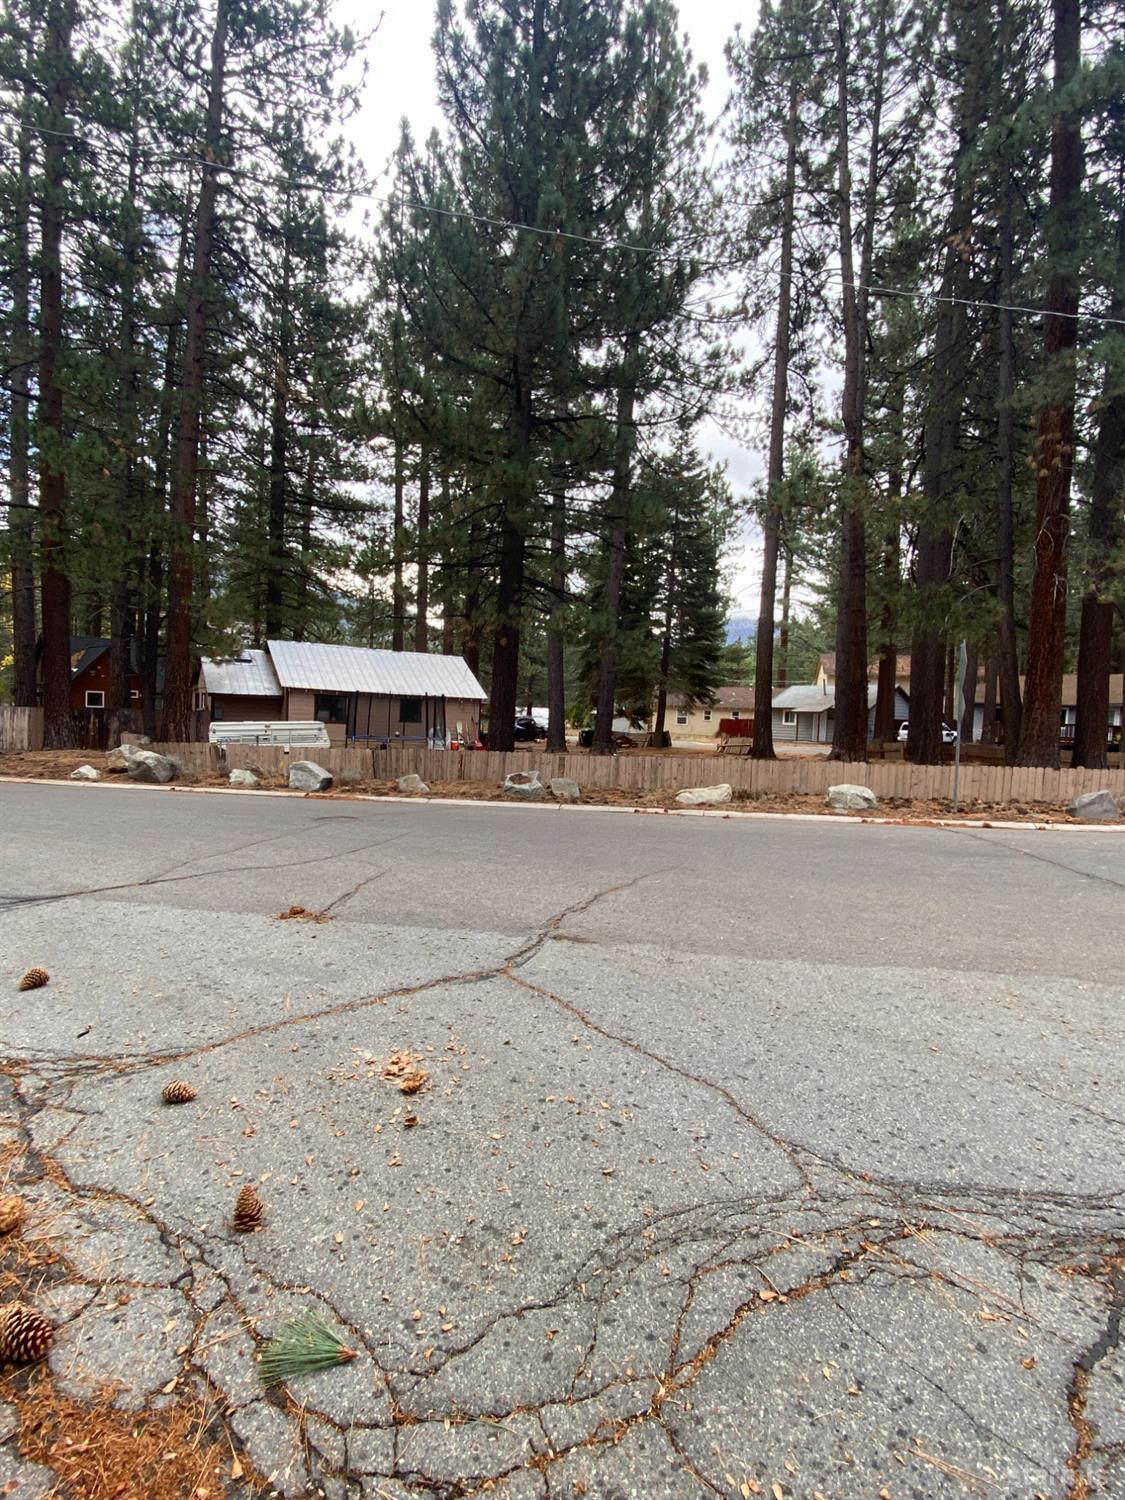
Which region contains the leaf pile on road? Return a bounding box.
[381,1049,430,1095]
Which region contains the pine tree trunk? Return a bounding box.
[1016,0,1083,768]
[414,449,430,652]
[752,81,798,760]
[440,471,456,655]
[592,372,637,755]
[907,0,979,767]
[9,85,37,708]
[995,152,1023,762]
[487,353,533,753]
[980,651,998,745]
[874,387,904,744]
[163,0,228,740]
[1071,192,1124,768]
[38,0,79,749]
[873,530,900,744]
[778,547,791,689]
[830,0,874,761]
[265,211,291,639]
[392,429,406,652]
[546,488,567,752]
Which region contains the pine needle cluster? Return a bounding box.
[258,1309,358,1386]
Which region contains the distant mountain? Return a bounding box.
[724,612,758,644]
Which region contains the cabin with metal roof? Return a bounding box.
[198,641,487,747]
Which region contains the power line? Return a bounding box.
[2,111,1125,328]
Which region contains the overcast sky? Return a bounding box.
[337,0,765,614]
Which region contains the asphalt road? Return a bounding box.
[1,781,1123,1499]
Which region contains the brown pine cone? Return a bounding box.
[18,968,49,992]
[161,1080,197,1105]
[0,1196,25,1236]
[232,1184,265,1232]
[0,1304,53,1363]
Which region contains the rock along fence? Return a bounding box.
[132,740,1125,809]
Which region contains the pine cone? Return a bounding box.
[0,1196,25,1236]
[161,1080,197,1105]
[0,1304,53,1364]
[232,1184,265,1233]
[18,968,49,992]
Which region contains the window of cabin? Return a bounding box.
[702,709,712,722]
[676,710,687,725]
[730,710,740,719]
[314,693,348,723]
[399,696,422,724]
[783,710,797,726]
[85,690,105,708]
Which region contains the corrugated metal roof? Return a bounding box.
[202,649,282,698]
[772,684,878,712]
[266,640,487,701]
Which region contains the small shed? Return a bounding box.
[200,650,284,724]
[771,683,909,744]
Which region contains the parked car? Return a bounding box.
[897,721,958,745]
[514,716,546,742]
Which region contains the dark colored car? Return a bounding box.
[514,716,546,742]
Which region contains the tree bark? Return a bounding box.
[829,0,870,762]
[486,350,533,753]
[1016,0,1083,767]
[546,488,567,752]
[592,373,637,754]
[439,471,456,655]
[995,143,1023,761]
[778,546,791,689]
[873,529,900,743]
[414,449,430,652]
[908,0,978,766]
[392,430,406,652]
[1071,190,1124,768]
[9,79,37,708]
[265,203,291,639]
[753,80,798,759]
[37,0,79,749]
[980,651,998,745]
[163,0,228,740]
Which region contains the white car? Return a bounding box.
[897,721,958,745]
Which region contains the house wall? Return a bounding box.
[71,657,142,712]
[771,709,824,742]
[667,705,724,739]
[208,693,284,722]
[446,698,482,743]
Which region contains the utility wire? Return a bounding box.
[3,112,1125,328]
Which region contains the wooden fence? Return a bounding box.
[134,739,1125,808]
[0,706,44,752]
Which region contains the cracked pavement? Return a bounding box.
[0,780,1122,1499]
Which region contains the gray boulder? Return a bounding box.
[105,743,138,772]
[289,760,333,792]
[826,783,877,812]
[502,770,545,801]
[1068,788,1121,822]
[675,782,733,806]
[229,768,260,788]
[396,773,430,794]
[126,749,178,785]
[549,777,581,802]
[70,764,100,781]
